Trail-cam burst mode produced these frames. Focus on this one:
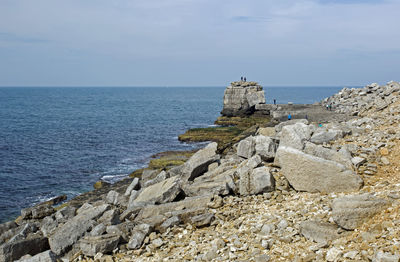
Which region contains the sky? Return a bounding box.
[0,0,399,87]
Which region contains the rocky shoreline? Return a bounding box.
[1,81,400,262]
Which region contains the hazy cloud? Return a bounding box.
[0,0,399,86]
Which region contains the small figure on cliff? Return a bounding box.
[326,104,329,110]
[305,114,308,120]
[273,99,276,105]
[288,113,292,120]
[244,77,247,82]
[241,76,243,81]
[329,104,332,111]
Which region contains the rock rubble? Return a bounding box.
[1,81,400,261]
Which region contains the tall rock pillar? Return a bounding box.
[221,81,266,117]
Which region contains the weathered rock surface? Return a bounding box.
[300,220,341,245]
[276,146,363,193]
[332,194,389,230]
[237,136,255,159]
[181,142,220,181]
[254,135,277,161]
[17,250,57,262]
[49,204,109,255]
[221,81,266,117]
[278,122,313,150]
[133,176,182,205]
[80,234,120,256]
[239,166,275,196]
[127,224,152,250]
[0,236,49,262]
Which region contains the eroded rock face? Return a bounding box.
[49,204,110,255]
[0,236,49,262]
[221,81,266,117]
[181,142,220,181]
[276,146,363,193]
[332,194,389,230]
[80,234,120,256]
[133,176,182,205]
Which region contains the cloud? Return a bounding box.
[0,0,399,86]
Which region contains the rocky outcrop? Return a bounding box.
[221,81,266,117]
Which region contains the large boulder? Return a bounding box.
[278,123,313,150]
[303,142,353,169]
[21,203,55,220]
[132,176,182,205]
[80,234,120,257]
[276,146,363,193]
[127,224,152,250]
[49,204,110,255]
[181,142,220,181]
[310,129,343,144]
[332,194,389,230]
[221,81,266,117]
[0,236,49,262]
[254,135,277,161]
[239,166,275,196]
[237,136,255,159]
[183,169,236,197]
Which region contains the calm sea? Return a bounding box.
[0,86,348,222]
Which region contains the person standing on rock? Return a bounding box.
[288,113,292,120]
[241,76,243,81]
[244,77,246,82]
[273,99,276,105]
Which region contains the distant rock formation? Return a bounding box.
[221,81,266,117]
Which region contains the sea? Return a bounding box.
[0,86,350,222]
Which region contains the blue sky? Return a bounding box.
[0,0,399,86]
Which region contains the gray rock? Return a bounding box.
[351,156,366,168]
[181,142,220,181]
[158,216,181,233]
[300,220,340,245]
[240,166,275,196]
[106,190,120,205]
[127,190,140,210]
[304,142,353,169]
[97,209,120,226]
[255,135,277,161]
[274,119,309,133]
[310,129,343,144]
[141,170,159,185]
[21,203,54,220]
[0,236,49,262]
[134,195,212,223]
[76,203,93,214]
[372,251,400,262]
[133,176,182,205]
[276,146,363,193]
[183,169,235,197]
[143,171,168,188]
[8,222,39,243]
[54,205,76,223]
[90,223,106,236]
[49,204,110,255]
[40,216,58,237]
[188,212,214,227]
[127,224,152,250]
[221,81,265,116]
[332,194,389,230]
[237,136,255,159]
[80,234,120,257]
[17,250,57,262]
[0,221,17,236]
[278,123,313,150]
[124,177,140,196]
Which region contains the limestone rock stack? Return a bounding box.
[221,81,266,117]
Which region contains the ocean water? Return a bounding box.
[0,86,347,222]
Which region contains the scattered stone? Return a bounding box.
[332,194,389,230]
[133,176,182,205]
[124,178,140,196]
[239,166,275,196]
[127,224,152,250]
[0,236,49,262]
[237,136,255,159]
[373,251,400,262]
[300,220,340,245]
